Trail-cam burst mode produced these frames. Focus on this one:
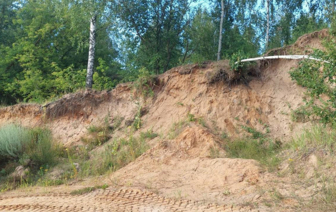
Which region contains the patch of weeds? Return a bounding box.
[140,129,158,140]
[133,67,156,99]
[132,102,142,130]
[271,188,284,201]
[187,113,208,128]
[82,122,112,147]
[209,146,220,158]
[197,117,207,128]
[241,125,264,139]
[289,125,336,154]
[187,113,195,122]
[220,131,228,140]
[291,106,310,123]
[168,120,189,139]
[234,116,240,121]
[80,131,149,176]
[70,184,109,195]
[225,138,282,171]
[176,102,184,106]
[0,125,66,190]
[112,116,124,130]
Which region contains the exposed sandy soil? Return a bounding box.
[0,29,331,211]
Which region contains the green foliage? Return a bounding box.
[229,51,248,71]
[0,0,120,104]
[133,68,155,99]
[0,124,30,159]
[115,0,190,74]
[290,44,336,124]
[184,9,217,63]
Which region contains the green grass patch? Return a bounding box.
[289,125,336,154]
[225,139,281,171]
[80,133,149,176]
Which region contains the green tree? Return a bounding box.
[0,0,120,103]
[182,9,217,63]
[116,0,191,74]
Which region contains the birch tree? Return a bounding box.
[217,0,224,61]
[86,14,97,89]
[265,0,270,49]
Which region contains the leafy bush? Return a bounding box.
[0,124,30,159]
[229,51,250,71]
[289,35,336,125]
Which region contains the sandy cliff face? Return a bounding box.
[0,29,330,211]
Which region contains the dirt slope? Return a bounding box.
[0,29,330,211]
[0,30,328,145]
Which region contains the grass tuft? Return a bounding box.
[0,124,30,159]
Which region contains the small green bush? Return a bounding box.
[0,124,30,159]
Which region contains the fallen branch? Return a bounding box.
[236,55,330,64]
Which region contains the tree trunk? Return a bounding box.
[217,0,224,61]
[86,14,96,89]
[265,0,270,49]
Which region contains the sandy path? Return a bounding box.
[0,188,233,212]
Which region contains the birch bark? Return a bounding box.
[266,0,270,49]
[217,0,224,61]
[86,14,96,89]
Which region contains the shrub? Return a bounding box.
[0,124,30,159]
[289,36,336,125]
[23,128,59,167]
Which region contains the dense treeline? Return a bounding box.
[0,0,334,104]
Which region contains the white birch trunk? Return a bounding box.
[217,0,224,61]
[86,14,96,89]
[266,0,270,49]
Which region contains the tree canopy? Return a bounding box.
[0,0,334,104]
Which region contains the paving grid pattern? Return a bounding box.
[0,188,228,212]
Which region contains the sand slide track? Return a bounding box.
[0,188,232,212]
